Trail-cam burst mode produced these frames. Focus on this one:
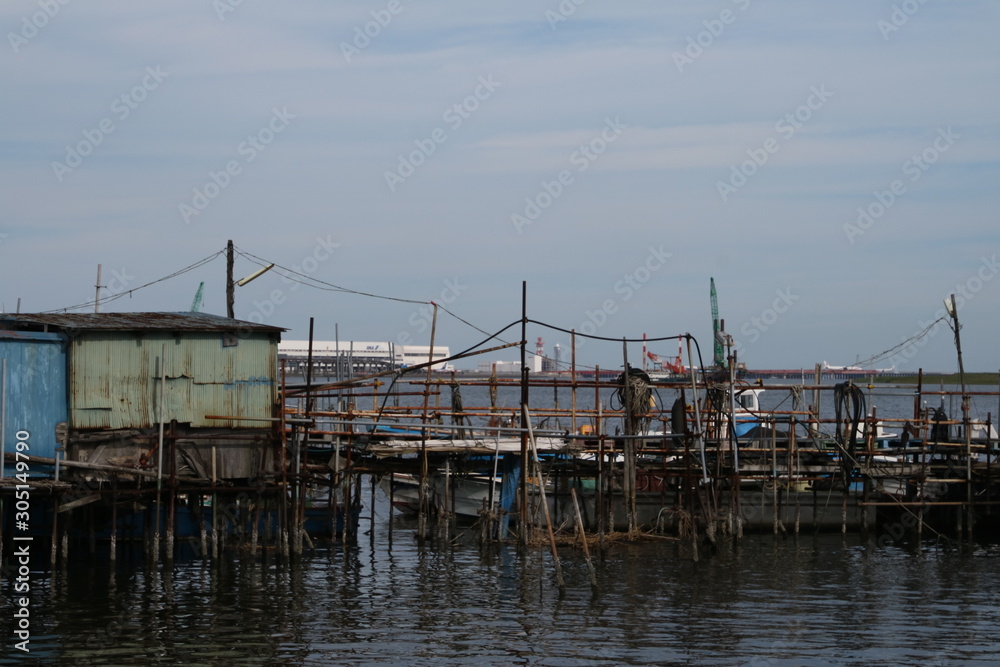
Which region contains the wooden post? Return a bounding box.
[61,507,69,562]
[251,500,260,554]
[199,495,208,560]
[418,303,439,540]
[792,417,800,536]
[595,366,605,535]
[571,330,577,435]
[813,363,822,436]
[571,487,598,594]
[622,340,637,534]
[772,422,779,535]
[343,426,353,544]
[154,343,166,564]
[945,295,972,538]
[524,404,565,595]
[110,487,118,562]
[519,282,529,545]
[167,424,176,562]
[280,368,289,558]
[370,475,377,545]
[50,504,58,565]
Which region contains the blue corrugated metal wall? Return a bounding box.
[0,331,68,474]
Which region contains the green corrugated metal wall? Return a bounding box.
[70,332,277,429]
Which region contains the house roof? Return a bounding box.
[0,312,285,333]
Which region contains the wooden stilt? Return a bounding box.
[110,492,118,562]
[523,404,565,595]
[571,487,598,595]
[50,500,58,565]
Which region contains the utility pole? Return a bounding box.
[226,240,235,318]
[95,264,103,313]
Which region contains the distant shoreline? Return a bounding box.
[874,372,1000,385]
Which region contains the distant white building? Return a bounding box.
[476,356,543,374]
[279,340,452,373]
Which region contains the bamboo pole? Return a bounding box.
[167,423,176,562]
[523,403,565,595]
[110,485,117,562]
[571,487,598,594]
[418,303,439,540]
[772,420,779,535]
[154,343,166,564]
[280,365,289,558]
[595,366,605,536]
[622,341,637,534]
[519,282,529,545]
[571,331,577,435]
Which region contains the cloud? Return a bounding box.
[1,0,998,370]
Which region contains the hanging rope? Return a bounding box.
[613,366,653,434]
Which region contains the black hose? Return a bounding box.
[833,381,866,483]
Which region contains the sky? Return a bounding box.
[2,1,998,373]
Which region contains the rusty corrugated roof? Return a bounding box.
[0,312,285,333]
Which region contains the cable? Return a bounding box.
[42,250,225,313]
[233,246,428,305]
[854,317,948,369]
[527,318,686,344]
[436,303,501,340]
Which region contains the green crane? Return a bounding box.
[190,281,205,312]
[710,277,724,368]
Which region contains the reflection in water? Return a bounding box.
[4,491,1000,665]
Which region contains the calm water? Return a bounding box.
[4,381,1000,665]
[3,491,1000,666]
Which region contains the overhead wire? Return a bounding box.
[42,249,226,313]
[231,250,701,372]
[233,246,428,305]
[853,316,948,369]
[45,241,710,378]
[527,319,686,344]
